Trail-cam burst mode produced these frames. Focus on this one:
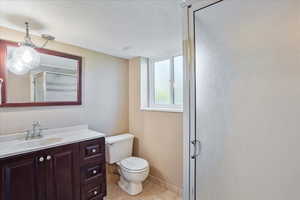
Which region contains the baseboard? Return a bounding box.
[147,174,182,196]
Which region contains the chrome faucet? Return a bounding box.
[25,121,43,140]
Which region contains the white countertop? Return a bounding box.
[0,125,106,159]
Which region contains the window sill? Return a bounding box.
[140,107,183,113]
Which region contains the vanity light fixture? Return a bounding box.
[8,22,55,75]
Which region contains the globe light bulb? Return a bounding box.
[12,45,40,70]
[22,49,33,63]
[7,58,30,75]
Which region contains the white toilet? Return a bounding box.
[105,134,149,195]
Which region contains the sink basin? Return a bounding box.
[0,125,106,159]
[18,137,64,148]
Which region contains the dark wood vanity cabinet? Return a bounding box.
[44,144,80,200]
[0,137,106,200]
[79,138,106,200]
[0,151,45,200]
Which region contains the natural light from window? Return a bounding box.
[141,55,183,112]
[154,59,171,105]
[174,56,183,105]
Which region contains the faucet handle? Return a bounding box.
[32,121,40,126]
[25,130,31,140]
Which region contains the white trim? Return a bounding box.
[140,107,183,113]
[170,57,175,104]
[140,58,149,108]
[183,5,194,200]
[148,58,156,106]
[148,103,182,110]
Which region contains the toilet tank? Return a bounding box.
[105,133,134,164]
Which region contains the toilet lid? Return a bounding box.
[120,157,149,172]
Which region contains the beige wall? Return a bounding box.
[0,26,129,135]
[129,57,183,190]
[7,71,31,103]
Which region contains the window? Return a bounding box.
[141,55,183,112]
[154,59,171,105]
[173,56,183,105]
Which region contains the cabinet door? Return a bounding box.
[45,144,80,200]
[0,152,46,200]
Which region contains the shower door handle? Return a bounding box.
[191,139,201,159]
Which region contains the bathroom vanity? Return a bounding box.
[0,125,106,200]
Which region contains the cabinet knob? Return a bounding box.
[94,190,98,195]
[93,170,97,174]
[46,155,52,160]
[92,149,96,153]
[39,157,44,162]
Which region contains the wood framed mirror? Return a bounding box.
[0,40,82,107]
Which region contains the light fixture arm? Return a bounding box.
[21,22,55,49]
[25,22,30,40]
[40,40,49,49]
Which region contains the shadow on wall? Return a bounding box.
[4,14,46,31]
[133,137,140,156]
[132,137,165,180]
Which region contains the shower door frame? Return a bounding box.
[183,1,225,200]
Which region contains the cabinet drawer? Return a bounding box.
[81,163,105,184]
[80,138,105,165]
[81,182,105,200]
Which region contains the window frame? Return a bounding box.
[147,55,183,112]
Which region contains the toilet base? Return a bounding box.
[118,176,143,195]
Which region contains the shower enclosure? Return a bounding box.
[184,0,300,199]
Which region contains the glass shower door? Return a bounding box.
[190,0,300,199]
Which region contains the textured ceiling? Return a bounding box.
[0,0,183,59]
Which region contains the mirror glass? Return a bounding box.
[6,46,79,103]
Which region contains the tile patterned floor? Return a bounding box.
[105,173,182,200]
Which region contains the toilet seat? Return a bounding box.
[120,157,149,172]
